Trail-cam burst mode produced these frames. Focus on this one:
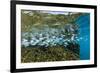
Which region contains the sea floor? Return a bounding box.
[21,46,80,63]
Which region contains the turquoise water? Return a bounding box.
[75,14,90,60]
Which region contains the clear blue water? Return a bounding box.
[75,14,90,60]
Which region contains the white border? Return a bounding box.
[16,4,94,69]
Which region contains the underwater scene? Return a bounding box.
[21,10,90,63]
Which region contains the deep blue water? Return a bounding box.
[75,14,90,60]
